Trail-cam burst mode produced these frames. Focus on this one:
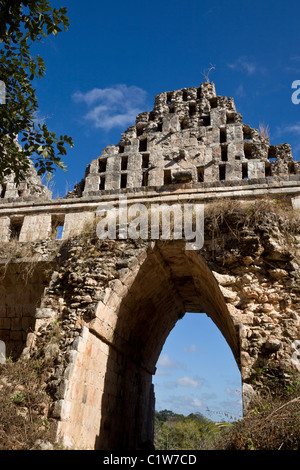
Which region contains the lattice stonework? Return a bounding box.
[79,82,300,195]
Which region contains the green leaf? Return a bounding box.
[0,0,73,183]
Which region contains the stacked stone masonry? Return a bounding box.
[0,160,52,203]
[79,82,300,196]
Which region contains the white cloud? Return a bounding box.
[285,66,300,74]
[275,123,300,144]
[72,84,148,131]
[201,392,216,400]
[156,353,186,371]
[285,56,300,73]
[190,397,203,408]
[157,395,204,414]
[176,376,201,388]
[227,56,266,76]
[157,353,175,368]
[183,344,197,354]
[155,369,171,377]
[235,84,246,98]
[282,123,300,135]
[228,57,257,75]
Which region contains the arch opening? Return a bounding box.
[153,312,242,425]
[94,241,240,450]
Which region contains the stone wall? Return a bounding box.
[13,198,299,449]
[0,241,57,358]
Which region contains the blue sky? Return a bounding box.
[28,0,300,419]
[154,313,242,421]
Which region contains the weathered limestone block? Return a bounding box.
[212,271,236,286]
[88,159,99,174]
[19,214,52,241]
[227,142,244,162]
[247,161,265,179]
[162,114,180,134]
[219,285,238,301]
[225,161,242,181]
[35,308,56,319]
[4,181,18,198]
[83,174,100,192]
[210,108,226,127]
[62,211,95,239]
[292,196,300,210]
[0,216,10,242]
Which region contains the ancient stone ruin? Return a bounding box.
[0,82,300,449]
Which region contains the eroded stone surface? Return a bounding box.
[72,82,300,197]
[14,204,299,450]
[0,160,52,203]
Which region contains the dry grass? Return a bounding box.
[0,239,38,285]
[215,363,300,450]
[205,196,300,245]
[0,357,58,450]
[0,238,59,285]
[258,122,270,140]
[0,237,35,261]
[216,393,300,450]
[57,196,300,249]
